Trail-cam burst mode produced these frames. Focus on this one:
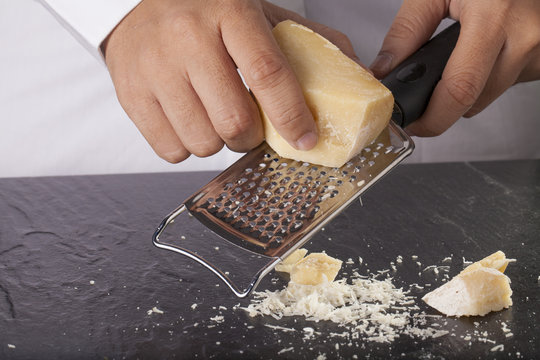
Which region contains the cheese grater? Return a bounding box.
[152,22,460,297]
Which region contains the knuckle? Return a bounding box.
[215,110,254,140]
[387,15,420,42]
[272,103,308,135]
[247,52,287,84]
[167,12,204,45]
[444,72,483,109]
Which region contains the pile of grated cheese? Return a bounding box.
[245,270,447,343]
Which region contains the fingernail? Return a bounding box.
[370,53,393,77]
[295,131,318,151]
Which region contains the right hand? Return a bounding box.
[103,0,358,163]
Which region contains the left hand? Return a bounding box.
[370,0,540,137]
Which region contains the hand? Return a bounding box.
[103,0,358,163]
[370,0,540,137]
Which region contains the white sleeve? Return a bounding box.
[37,0,142,62]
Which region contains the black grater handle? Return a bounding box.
[383,22,461,128]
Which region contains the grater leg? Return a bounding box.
[152,204,280,298]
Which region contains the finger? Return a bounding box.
[187,36,263,152]
[370,0,448,78]
[150,70,224,158]
[117,90,190,163]
[464,42,522,117]
[406,14,506,136]
[221,3,318,151]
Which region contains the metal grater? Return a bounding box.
[153,121,414,297]
[152,22,460,298]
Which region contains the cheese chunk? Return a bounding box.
[422,251,514,317]
[260,20,394,168]
[275,248,308,273]
[290,253,343,285]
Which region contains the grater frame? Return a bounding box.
[153,121,414,297]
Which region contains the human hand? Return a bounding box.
[370,0,540,137]
[103,0,358,163]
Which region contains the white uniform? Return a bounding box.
[0,0,537,178]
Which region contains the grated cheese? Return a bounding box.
[245,271,446,343]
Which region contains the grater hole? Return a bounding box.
[239,192,250,201]
[231,187,242,195]
[278,201,291,210]
[385,146,394,154]
[247,182,256,189]
[269,196,280,205]
[244,168,253,174]
[301,201,312,209]
[224,183,234,191]
[276,186,286,194]
[307,206,320,219]
[246,195,259,206]
[283,191,294,200]
[252,172,261,179]
[290,220,303,232]
[286,167,296,174]
[372,151,380,158]
[280,176,291,185]
[294,171,305,180]
[218,192,228,201]
[287,205,298,215]
[368,160,375,167]
[255,200,267,210]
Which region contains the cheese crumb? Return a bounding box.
[89,280,95,285]
[191,304,198,310]
[147,306,164,315]
[490,344,504,352]
[278,347,294,354]
[8,344,16,349]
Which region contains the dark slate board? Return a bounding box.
[1,160,539,359]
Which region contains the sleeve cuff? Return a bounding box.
[37,0,142,63]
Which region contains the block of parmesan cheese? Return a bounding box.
[260,20,394,168]
[422,251,514,317]
[290,253,343,285]
[275,248,308,273]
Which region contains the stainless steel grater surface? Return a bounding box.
[153,121,413,297]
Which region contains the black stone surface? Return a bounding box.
[0,160,539,359]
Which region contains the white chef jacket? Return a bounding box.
[0,0,536,177]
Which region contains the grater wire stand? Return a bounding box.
[153,121,414,297]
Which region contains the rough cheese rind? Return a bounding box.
[290,253,343,285]
[422,251,514,317]
[261,20,393,168]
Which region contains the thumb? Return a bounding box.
[370,0,448,79]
